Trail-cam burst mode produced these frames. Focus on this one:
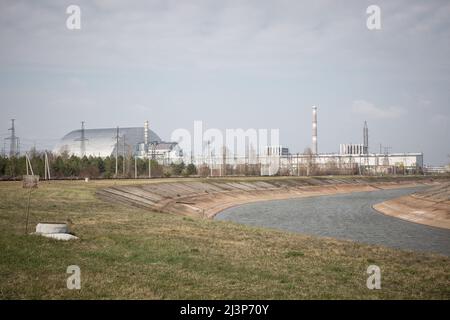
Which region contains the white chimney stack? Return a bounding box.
[144,120,149,146]
[312,106,318,155]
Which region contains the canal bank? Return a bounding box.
[97,176,447,219]
[373,183,450,230]
[216,187,450,256]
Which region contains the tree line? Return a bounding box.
[0,150,197,180]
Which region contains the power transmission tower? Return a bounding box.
[382,146,392,169]
[6,119,19,157]
[75,121,88,157]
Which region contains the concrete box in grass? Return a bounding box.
[23,175,39,188]
[36,223,68,234]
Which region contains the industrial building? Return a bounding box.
[260,106,424,175]
[53,106,425,176]
[53,121,183,164]
[280,152,424,176]
[233,106,424,176]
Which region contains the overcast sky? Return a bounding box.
[0,0,449,165]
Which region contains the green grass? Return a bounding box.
[0,179,449,299]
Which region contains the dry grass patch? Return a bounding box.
[0,180,449,299]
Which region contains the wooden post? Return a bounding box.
[25,188,32,234]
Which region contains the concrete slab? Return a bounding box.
[40,233,79,241]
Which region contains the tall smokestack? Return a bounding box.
[312,106,318,155]
[363,121,369,154]
[144,120,149,146]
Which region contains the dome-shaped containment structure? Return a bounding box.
[53,127,162,158]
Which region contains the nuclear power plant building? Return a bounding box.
[53,125,183,164]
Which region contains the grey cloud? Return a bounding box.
[0,0,449,165]
[352,100,406,119]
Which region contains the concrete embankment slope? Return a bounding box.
[97,176,446,219]
[373,182,450,229]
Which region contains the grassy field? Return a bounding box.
[0,178,449,299]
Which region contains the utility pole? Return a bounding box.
[25,153,34,176]
[44,153,47,179]
[207,140,211,177]
[123,135,126,177]
[222,146,226,177]
[148,157,152,179]
[44,152,50,180]
[46,152,51,180]
[134,156,137,179]
[115,126,119,177]
[81,122,86,157]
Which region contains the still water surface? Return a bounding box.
[216,187,450,256]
